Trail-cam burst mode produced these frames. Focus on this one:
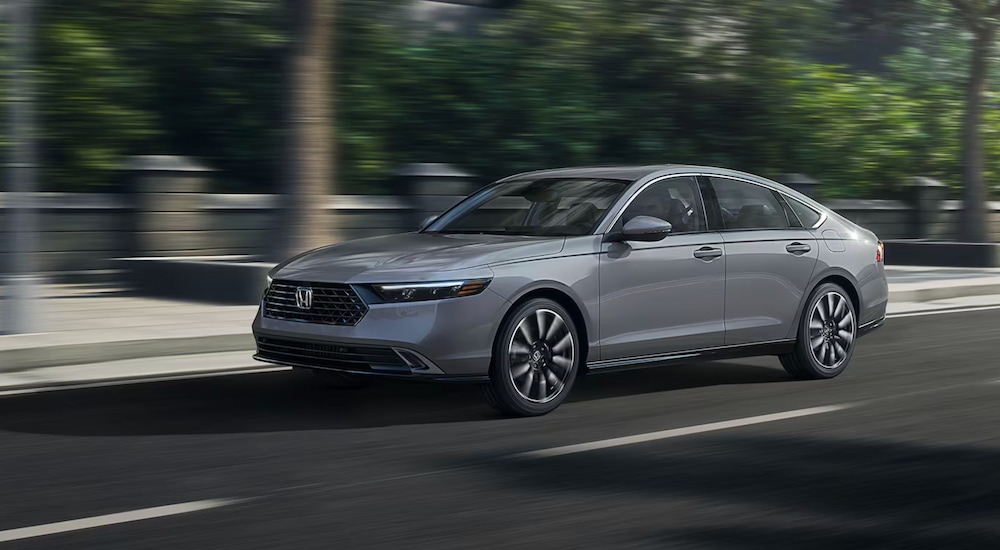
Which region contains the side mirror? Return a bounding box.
[420,215,439,231]
[618,215,672,242]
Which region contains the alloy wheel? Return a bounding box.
[507,308,575,403]
[808,291,855,370]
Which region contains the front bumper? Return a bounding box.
[251,286,509,378]
[252,354,488,382]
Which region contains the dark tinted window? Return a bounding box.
[786,196,823,228]
[710,177,789,230]
[619,176,706,233]
[431,177,628,236]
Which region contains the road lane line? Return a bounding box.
[888,304,1000,319]
[516,404,853,459]
[0,499,240,544]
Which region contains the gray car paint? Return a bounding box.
[598,231,726,359]
[274,232,565,283]
[253,164,888,378]
[720,228,819,346]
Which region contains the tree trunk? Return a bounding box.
[960,24,994,243]
[279,0,337,258]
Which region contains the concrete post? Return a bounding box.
[906,177,948,240]
[124,156,214,258]
[2,0,41,334]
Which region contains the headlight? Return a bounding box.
[372,279,491,303]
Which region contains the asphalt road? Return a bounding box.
[1,308,999,549]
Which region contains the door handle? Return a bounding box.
[786,242,812,255]
[693,246,723,261]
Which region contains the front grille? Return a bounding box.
[263,280,368,326]
[255,336,406,372]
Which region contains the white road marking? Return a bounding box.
[0,499,240,544]
[888,304,1000,319]
[0,366,289,398]
[516,404,853,459]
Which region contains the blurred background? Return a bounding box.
[3,0,1000,326]
[3,2,1000,548]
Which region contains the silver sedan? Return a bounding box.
[253,165,888,416]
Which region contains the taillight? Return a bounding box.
[876,241,884,263]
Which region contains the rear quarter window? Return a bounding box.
[786,196,823,228]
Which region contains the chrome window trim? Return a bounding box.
[780,192,828,230]
[813,210,829,229]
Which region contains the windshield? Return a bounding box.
[426,177,630,236]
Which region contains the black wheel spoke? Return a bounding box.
[508,308,575,404]
[809,291,855,370]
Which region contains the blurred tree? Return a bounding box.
[36,0,287,192]
[280,0,337,256]
[337,0,843,189]
[941,0,1000,242]
[19,0,1000,214]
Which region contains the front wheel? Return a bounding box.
[780,282,857,380]
[485,298,580,417]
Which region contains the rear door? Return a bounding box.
[703,176,819,346]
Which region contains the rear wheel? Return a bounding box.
[780,282,857,379]
[485,298,580,417]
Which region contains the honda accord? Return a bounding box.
[252,165,888,416]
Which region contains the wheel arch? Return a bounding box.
[494,284,592,374]
[788,268,861,341]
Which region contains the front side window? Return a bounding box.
[617,176,707,234]
[710,177,790,230]
[427,177,629,236]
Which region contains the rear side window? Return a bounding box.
[785,196,823,228]
[709,177,789,230]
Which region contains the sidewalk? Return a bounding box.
[2,266,1000,389]
[0,285,256,372]
[885,265,1000,302]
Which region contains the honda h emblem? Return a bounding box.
[295,287,313,310]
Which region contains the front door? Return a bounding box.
[599,176,727,361]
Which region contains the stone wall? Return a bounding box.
[3,193,1000,278]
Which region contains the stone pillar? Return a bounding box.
[393,163,476,229]
[124,155,213,258]
[906,176,948,240]
[777,173,822,200]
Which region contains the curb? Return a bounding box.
[0,365,286,395]
[0,333,254,373]
[888,282,1000,304]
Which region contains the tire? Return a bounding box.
[301,368,369,389]
[780,282,858,380]
[485,298,581,417]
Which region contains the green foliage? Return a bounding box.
[34,0,287,191]
[339,0,844,191]
[7,0,992,198]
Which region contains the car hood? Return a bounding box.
[273,232,565,283]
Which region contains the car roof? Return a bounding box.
[500,164,831,211]
[502,165,675,182]
[504,164,769,183]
